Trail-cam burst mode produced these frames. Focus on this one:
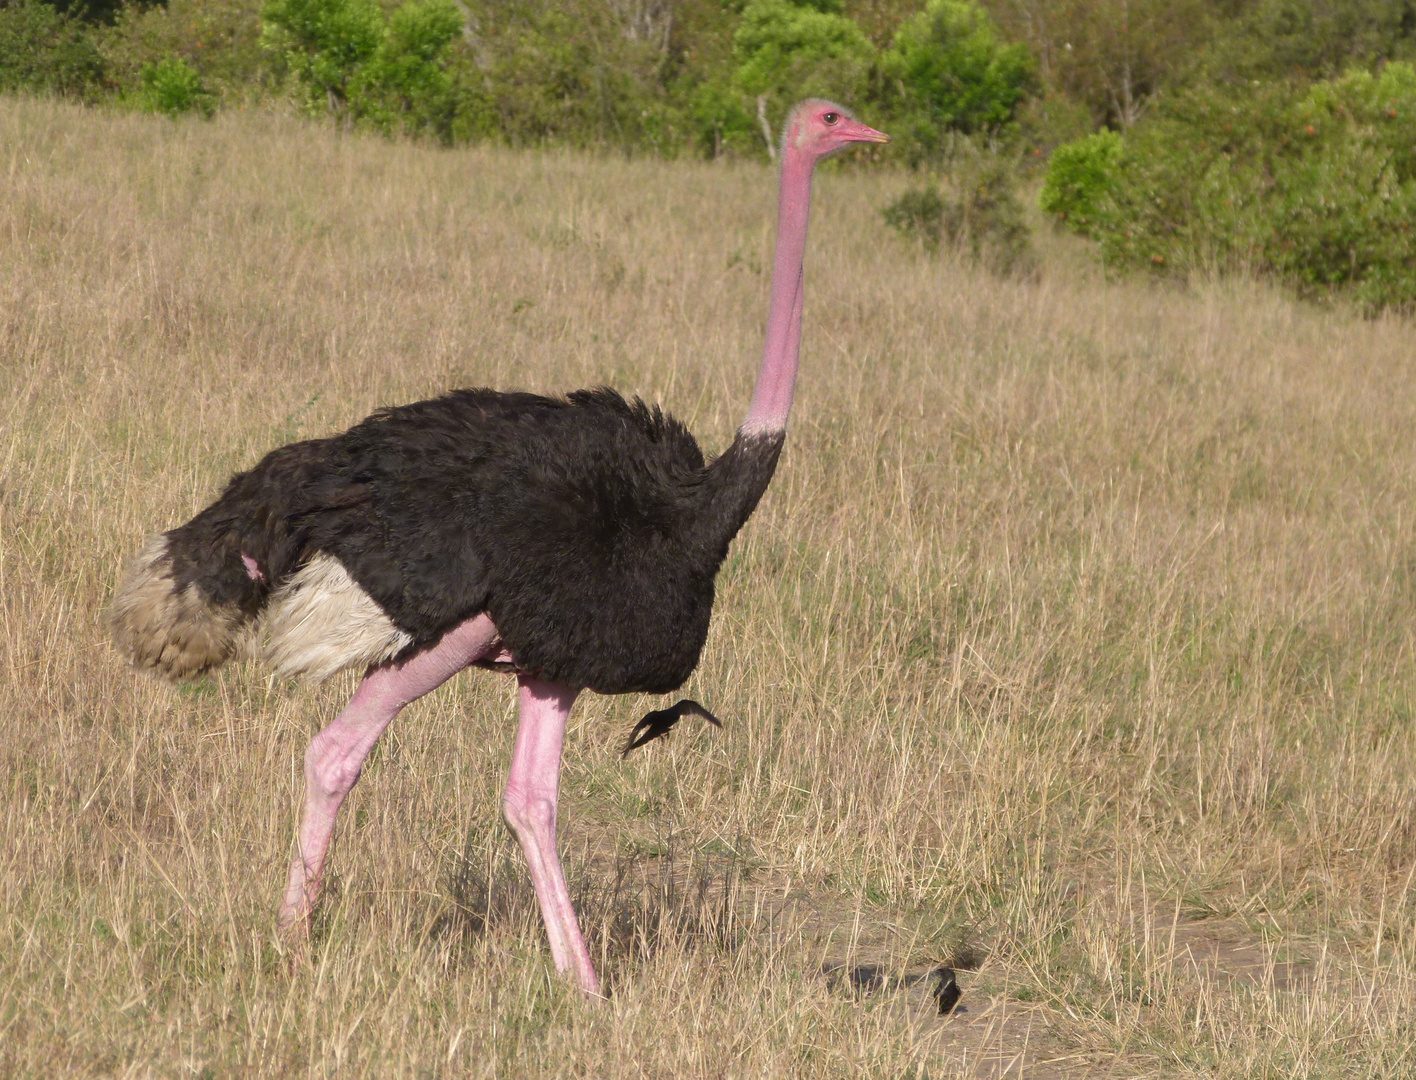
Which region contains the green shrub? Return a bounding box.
[883,185,948,247]
[1048,65,1416,312]
[100,0,266,105]
[883,152,1036,277]
[1038,129,1122,233]
[470,3,601,146]
[134,56,214,116]
[261,0,384,113]
[685,78,760,159]
[455,0,679,152]
[1196,0,1416,85]
[1015,91,1095,170]
[0,0,104,98]
[348,0,462,136]
[261,0,491,142]
[878,0,1035,163]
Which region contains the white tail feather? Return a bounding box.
[109,534,244,680]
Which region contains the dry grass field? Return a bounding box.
[4,94,1416,1077]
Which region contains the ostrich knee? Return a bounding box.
[503,786,556,842]
[305,732,365,808]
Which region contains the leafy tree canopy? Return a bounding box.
[878,0,1032,161]
[733,0,875,133]
[0,0,104,97]
[261,0,385,106]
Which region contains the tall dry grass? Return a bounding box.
[3,94,1416,1077]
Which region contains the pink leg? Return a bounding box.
[277,613,499,933]
[503,676,599,995]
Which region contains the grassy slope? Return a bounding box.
[2,95,1416,1077]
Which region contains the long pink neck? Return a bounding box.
[742,148,815,436]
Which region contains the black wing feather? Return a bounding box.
[622,699,722,756]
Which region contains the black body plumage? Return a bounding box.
[160,388,784,695]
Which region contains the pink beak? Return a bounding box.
[844,120,890,145]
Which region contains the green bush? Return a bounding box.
[455,0,681,153]
[882,185,948,246]
[878,0,1035,163]
[134,56,214,115]
[261,0,491,142]
[883,152,1036,277]
[1015,91,1095,169]
[1045,64,1416,312]
[348,0,461,136]
[472,3,602,146]
[1196,0,1416,85]
[0,0,104,98]
[100,0,266,105]
[0,0,1041,162]
[261,0,384,113]
[685,78,760,159]
[1038,129,1122,233]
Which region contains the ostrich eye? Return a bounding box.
[823,112,839,125]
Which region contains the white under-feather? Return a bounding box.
[265,553,411,681]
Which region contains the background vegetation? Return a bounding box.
[1,0,1413,307]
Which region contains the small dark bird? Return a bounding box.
[109,101,888,997]
[930,966,962,1015]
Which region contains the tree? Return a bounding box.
[135,56,216,116]
[0,0,105,97]
[980,0,1209,128]
[880,0,1033,156]
[99,0,267,105]
[733,0,875,156]
[1196,0,1416,84]
[262,0,481,140]
[351,0,464,134]
[261,0,385,114]
[1043,66,1416,312]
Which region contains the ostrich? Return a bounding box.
[109,100,888,996]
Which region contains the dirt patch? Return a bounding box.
[799,898,1315,1078]
[1163,915,1311,991]
[453,832,1314,1077]
[816,962,1118,1079]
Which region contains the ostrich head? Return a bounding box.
[782,99,889,160]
